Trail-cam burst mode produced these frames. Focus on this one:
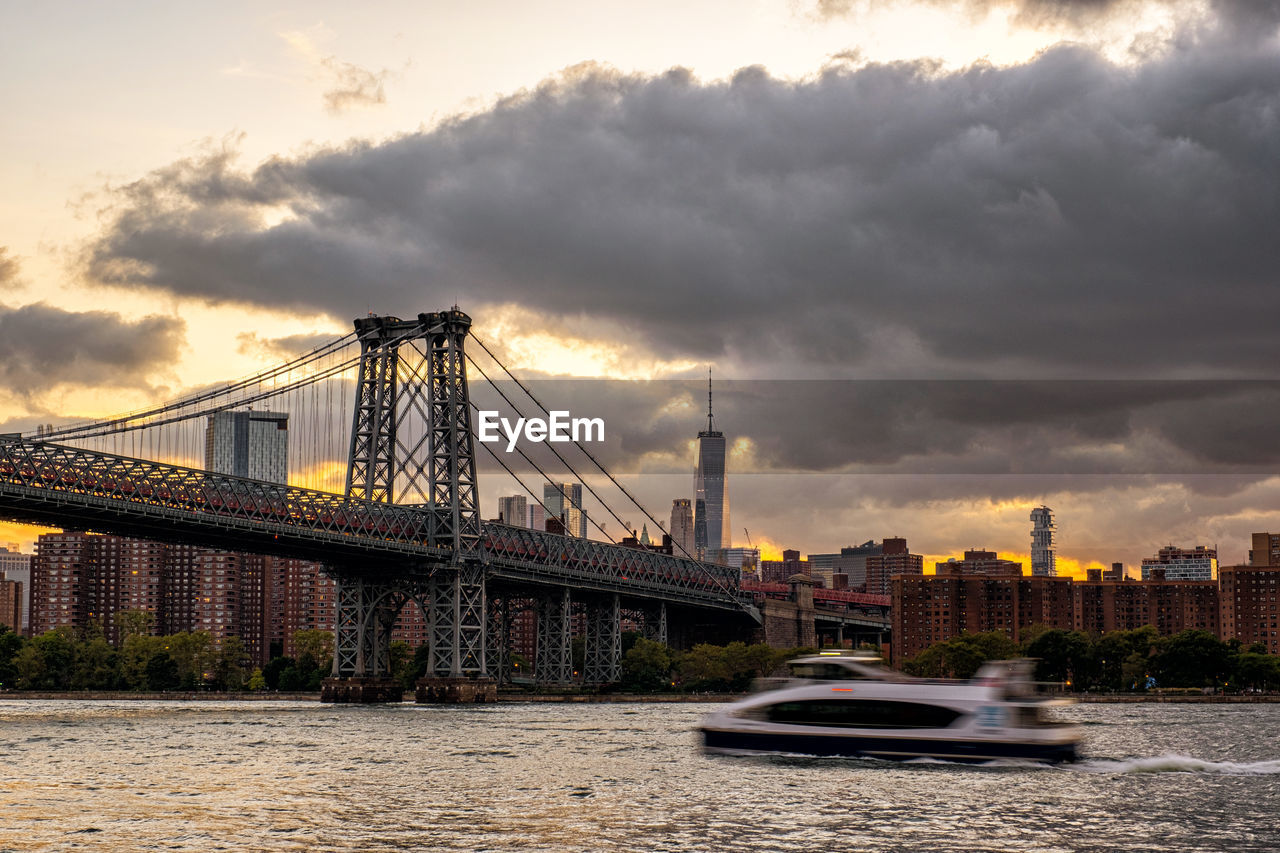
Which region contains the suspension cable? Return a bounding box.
[467,336,750,610]
[465,354,639,544]
[36,332,359,439]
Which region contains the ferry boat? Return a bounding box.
[699,651,1081,763]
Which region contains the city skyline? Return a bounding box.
[3,1,1280,572]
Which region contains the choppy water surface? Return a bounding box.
[1,700,1277,852]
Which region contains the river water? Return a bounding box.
[0,700,1277,852]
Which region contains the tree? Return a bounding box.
[72,635,118,690]
[1152,630,1230,688]
[389,640,414,688]
[167,632,213,688]
[903,632,1020,679]
[247,668,267,691]
[118,634,167,690]
[262,655,296,691]
[620,638,676,692]
[678,643,731,691]
[15,629,77,689]
[1025,629,1093,688]
[0,626,23,688]
[213,636,248,691]
[113,610,155,643]
[144,651,181,690]
[1232,652,1280,692]
[292,630,334,672]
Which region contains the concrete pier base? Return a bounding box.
[415,677,497,704]
[320,677,404,704]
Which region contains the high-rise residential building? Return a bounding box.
[1141,545,1218,581]
[1030,506,1057,576]
[669,499,694,558]
[693,373,729,557]
[279,558,335,659]
[529,504,547,532]
[892,574,1075,667]
[0,577,21,634]
[31,532,102,635]
[864,538,924,596]
[204,410,289,483]
[543,482,586,538]
[1219,563,1280,655]
[498,495,529,528]
[1248,532,1280,567]
[0,546,31,632]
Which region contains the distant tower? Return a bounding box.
[1030,506,1057,577]
[543,482,587,538]
[694,370,729,558]
[498,495,528,528]
[670,498,694,558]
[205,410,289,484]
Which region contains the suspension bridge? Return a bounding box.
[1,308,820,701]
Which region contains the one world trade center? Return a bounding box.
[694,372,729,558]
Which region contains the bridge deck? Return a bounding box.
[0,438,753,612]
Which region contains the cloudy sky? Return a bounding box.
[2,0,1279,572]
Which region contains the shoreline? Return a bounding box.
[2,691,1278,703]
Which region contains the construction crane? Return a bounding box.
[744,527,753,548]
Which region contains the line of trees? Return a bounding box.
[612,636,816,693]
[903,625,1280,692]
[0,620,816,695]
[0,614,335,693]
[23,616,1272,696]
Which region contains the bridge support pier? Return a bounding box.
[486,597,510,685]
[416,563,495,703]
[536,588,573,685]
[323,574,406,703]
[582,594,621,685]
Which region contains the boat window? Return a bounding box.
[788,662,865,680]
[764,699,962,729]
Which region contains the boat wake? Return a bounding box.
[1074,754,1280,775]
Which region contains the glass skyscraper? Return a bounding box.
[543,481,587,538]
[694,375,729,557]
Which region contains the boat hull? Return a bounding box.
[700,726,1079,764]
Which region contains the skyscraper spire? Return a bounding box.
[707,367,714,432]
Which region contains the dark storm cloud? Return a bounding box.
[816,0,1276,31]
[466,379,1280,492]
[83,13,1280,379]
[236,330,344,360]
[0,303,185,395]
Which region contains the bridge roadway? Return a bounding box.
[0,437,752,614]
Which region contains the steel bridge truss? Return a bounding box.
[0,437,446,564]
[536,589,573,685]
[582,594,621,685]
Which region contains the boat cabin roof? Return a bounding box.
[787,652,906,682]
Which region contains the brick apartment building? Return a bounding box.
[892,535,1280,667]
[29,532,340,666]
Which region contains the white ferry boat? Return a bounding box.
[699,651,1081,763]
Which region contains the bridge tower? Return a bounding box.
[323,309,494,703]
